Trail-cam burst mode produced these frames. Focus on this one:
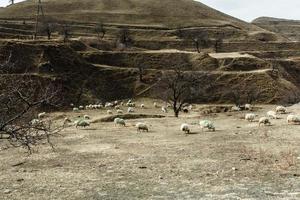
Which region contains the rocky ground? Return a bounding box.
[0,99,300,200]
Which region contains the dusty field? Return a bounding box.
[1,99,300,200]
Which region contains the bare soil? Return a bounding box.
[1,99,300,199]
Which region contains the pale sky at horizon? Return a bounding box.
[0,0,299,22]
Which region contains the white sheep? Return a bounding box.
[199,120,215,132]
[70,103,74,107]
[105,103,113,108]
[73,107,79,112]
[128,107,134,113]
[258,117,271,126]
[245,104,252,111]
[153,102,158,108]
[107,110,113,115]
[276,106,287,114]
[79,106,84,110]
[114,118,126,126]
[136,122,149,132]
[96,104,103,109]
[287,114,300,125]
[188,104,193,110]
[140,104,145,109]
[38,112,46,119]
[75,120,90,128]
[83,115,90,120]
[267,111,278,119]
[245,113,257,122]
[63,118,72,127]
[231,106,241,112]
[161,106,168,113]
[180,123,190,134]
[30,119,41,126]
[127,103,135,107]
[117,109,123,114]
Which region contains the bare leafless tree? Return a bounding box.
[160,68,201,117]
[193,32,211,53]
[138,65,146,82]
[61,24,70,43]
[0,76,63,153]
[215,32,224,53]
[117,27,132,48]
[9,0,14,5]
[94,22,106,49]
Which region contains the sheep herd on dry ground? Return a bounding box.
[31,99,300,136]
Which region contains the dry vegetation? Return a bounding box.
[0,99,300,199]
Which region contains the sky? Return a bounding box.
[0,0,299,22]
[197,0,300,22]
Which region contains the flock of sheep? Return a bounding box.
[244,105,300,126]
[65,99,215,134]
[32,100,300,135]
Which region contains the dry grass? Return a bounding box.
[1,100,300,199]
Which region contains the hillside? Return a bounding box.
[0,1,299,105]
[0,0,262,30]
[253,17,300,41]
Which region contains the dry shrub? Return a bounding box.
[276,149,298,171]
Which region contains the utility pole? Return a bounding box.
[9,0,15,5]
[34,0,45,40]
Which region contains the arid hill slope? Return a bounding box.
[1,0,262,30]
[253,17,300,41]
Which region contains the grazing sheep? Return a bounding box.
[38,112,46,119]
[245,113,257,122]
[183,107,189,113]
[96,104,103,109]
[117,109,123,114]
[153,102,158,108]
[79,106,84,110]
[258,117,271,126]
[136,122,149,132]
[188,104,193,110]
[287,114,300,124]
[75,120,90,128]
[161,106,168,113]
[70,103,74,107]
[63,118,72,127]
[114,118,126,126]
[114,101,119,105]
[180,123,190,134]
[127,103,135,107]
[245,104,252,111]
[140,104,145,109]
[84,115,90,120]
[267,111,278,119]
[105,103,113,108]
[231,106,241,112]
[30,119,41,126]
[128,107,134,113]
[276,106,287,114]
[73,107,79,112]
[199,120,215,132]
[63,117,72,124]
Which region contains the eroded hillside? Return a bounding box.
[0,0,299,105]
